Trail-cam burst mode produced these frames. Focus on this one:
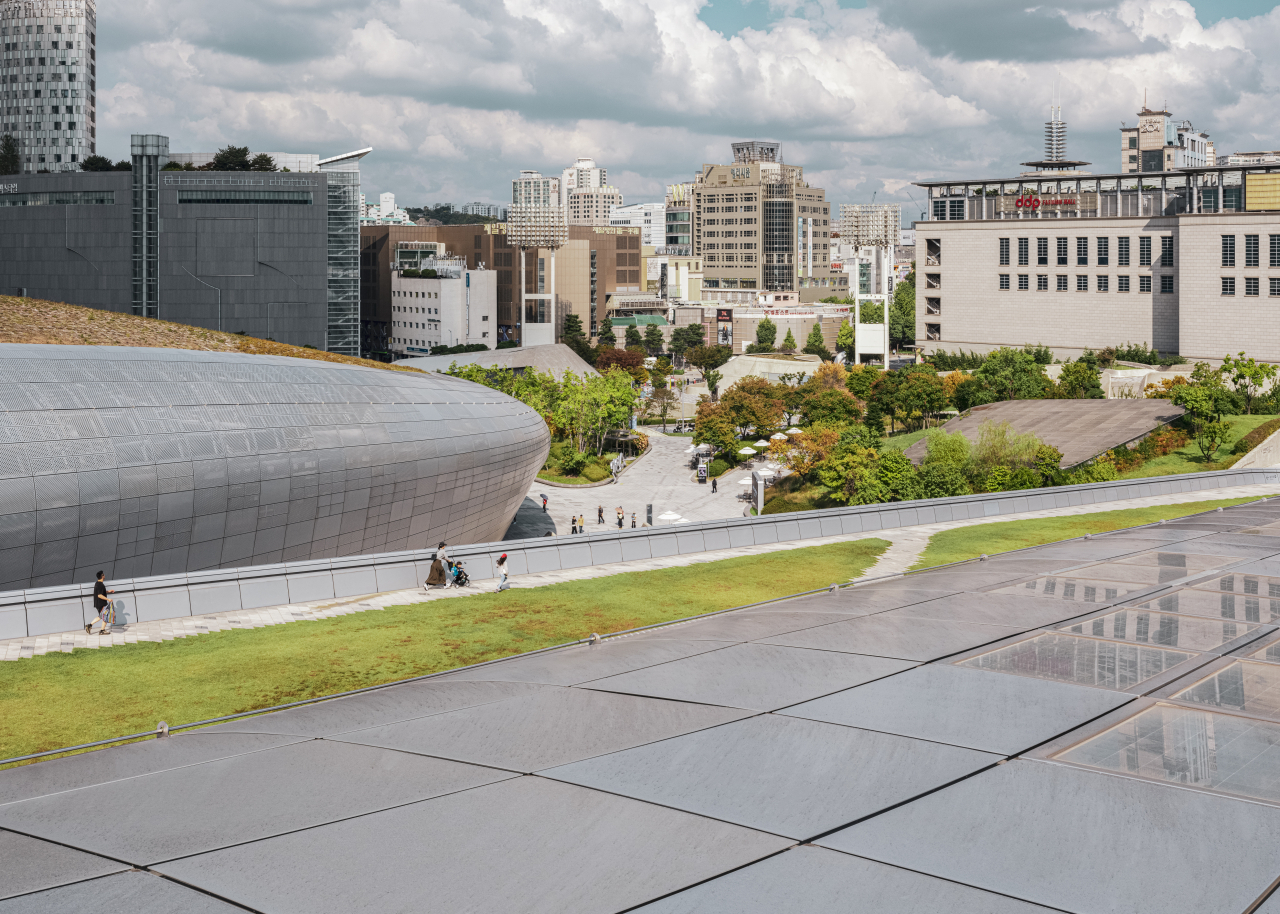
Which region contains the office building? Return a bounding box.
[558,157,606,207]
[665,183,694,251]
[0,133,367,355]
[691,141,848,303]
[1228,152,1280,167]
[1119,107,1211,173]
[0,0,95,173]
[388,256,497,358]
[568,186,623,226]
[838,204,901,249]
[610,202,665,246]
[913,162,1280,362]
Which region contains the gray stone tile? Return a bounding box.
[782,665,1135,755]
[890,591,1101,629]
[0,829,125,901]
[0,871,244,913]
[820,759,1280,914]
[155,776,791,914]
[627,611,862,643]
[544,714,998,840]
[767,585,959,616]
[437,638,737,686]
[0,740,515,866]
[0,732,302,806]
[631,845,1060,913]
[583,643,916,711]
[334,687,750,773]
[763,614,1026,662]
[203,678,552,738]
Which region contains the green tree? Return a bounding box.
[597,317,618,348]
[694,399,738,455]
[803,322,833,361]
[755,316,777,350]
[859,301,885,324]
[625,324,644,350]
[0,135,19,176]
[561,313,595,366]
[780,328,798,352]
[893,366,947,431]
[650,387,679,432]
[801,388,861,428]
[643,323,665,357]
[918,462,970,498]
[836,319,856,362]
[817,425,888,505]
[249,153,278,172]
[688,344,731,400]
[876,451,922,502]
[721,376,784,437]
[1222,351,1278,415]
[1172,383,1234,460]
[209,146,252,171]
[1054,359,1104,399]
[974,347,1050,401]
[79,154,115,172]
[669,323,705,366]
[112,160,133,171]
[889,267,915,348]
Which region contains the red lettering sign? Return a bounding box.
[1014,194,1077,209]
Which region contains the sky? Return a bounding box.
[97,0,1280,217]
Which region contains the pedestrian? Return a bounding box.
[597,505,604,525]
[571,516,579,535]
[86,570,115,635]
[712,476,718,493]
[578,514,585,533]
[631,512,636,528]
[495,553,510,592]
[425,549,447,590]
[541,494,548,512]
[616,506,624,529]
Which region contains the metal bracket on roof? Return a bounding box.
[155,720,169,739]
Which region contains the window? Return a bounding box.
[1222,277,1236,296]
[1037,238,1048,265]
[1129,136,1138,149]
[1223,235,1236,267]
[926,297,941,314]
[1018,238,1029,266]
[926,273,940,289]
[1128,154,1138,164]
[1097,237,1109,266]
[1077,237,1088,265]
[999,238,1010,266]
[949,199,965,220]
[1037,274,1049,291]
[1056,237,1068,266]
[1097,275,1109,292]
[1076,275,1088,292]
[1139,236,1151,266]
[999,274,1010,290]
[1018,274,1029,291]
[1118,236,1130,266]
[926,238,941,265]
[1161,275,1174,294]
[1118,275,1130,292]
[1246,277,1260,297]
[926,323,941,341]
[1246,234,1259,268]
[1271,235,1280,268]
[1271,278,1280,297]
[1140,275,1152,293]
[1056,275,1068,291]
[1160,237,1173,268]
[932,200,946,220]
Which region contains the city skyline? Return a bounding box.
[93,0,1280,210]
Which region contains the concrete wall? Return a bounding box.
[5,465,1277,640]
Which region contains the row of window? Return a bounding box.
[999,274,1164,293]
[1222,277,1280,296]
[1221,235,1280,268]
[997,235,1170,267]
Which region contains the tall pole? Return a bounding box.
[519,247,526,344]
[550,248,557,342]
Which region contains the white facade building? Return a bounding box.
[388,259,497,358]
[610,202,665,247]
[359,191,413,226]
[559,157,607,207]
[459,201,507,219]
[513,170,560,207]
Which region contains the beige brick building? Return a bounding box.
[915,166,1280,363]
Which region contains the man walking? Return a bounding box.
[597,505,604,525]
[541,494,548,512]
[712,477,718,493]
[571,516,579,535]
[86,571,114,635]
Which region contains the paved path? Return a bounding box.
[2,482,1273,661]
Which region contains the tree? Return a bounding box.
[1172,383,1234,461]
[801,388,861,428]
[249,153,278,172]
[596,347,645,374]
[859,301,885,324]
[113,160,133,171]
[694,399,738,455]
[209,146,252,171]
[705,369,724,400]
[721,376,783,437]
[889,267,916,349]
[643,323,665,357]
[649,387,679,432]
[669,323,705,366]
[79,154,115,172]
[836,319,855,362]
[772,424,841,481]
[596,317,618,348]
[817,425,888,505]
[562,313,595,366]
[1222,351,1278,415]
[803,322,833,361]
[754,316,777,350]
[1053,359,1104,399]
[649,357,672,390]
[870,370,906,433]
[892,366,947,430]
[845,364,877,400]
[0,135,18,176]
[780,328,798,353]
[973,347,1050,402]
[688,344,731,400]
[624,324,644,350]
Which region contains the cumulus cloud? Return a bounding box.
[95,0,1280,209]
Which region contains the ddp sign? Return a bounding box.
[997,192,1098,215]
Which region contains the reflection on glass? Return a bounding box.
[1192,573,1280,600]
[1003,577,1130,600]
[1114,552,1229,574]
[1068,561,1209,586]
[1063,610,1257,651]
[958,633,1189,689]
[1127,588,1280,623]
[1177,661,1280,717]
[1057,704,1280,804]
[1252,643,1280,665]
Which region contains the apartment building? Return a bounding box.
[914,164,1280,362]
[691,141,848,303]
[567,186,623,226]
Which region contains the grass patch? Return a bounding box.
[1119,415,1278,479]
[762,475,841,514]
[909,496,1271,570]
[880,428,930,453]
[0,538,891,765]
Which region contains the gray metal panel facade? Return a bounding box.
[0,344,549,589]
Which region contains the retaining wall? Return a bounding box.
[4,467,1279,640]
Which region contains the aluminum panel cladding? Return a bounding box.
[0,345,549,588]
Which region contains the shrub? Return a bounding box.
[496,340,519,349]
[401,268,420,278]
[922,428,972,469]
[581,462,611,482]
[918,462,971,499]
[1233,418,1280,455]
[708,458,729,478]
[559,450,590,475]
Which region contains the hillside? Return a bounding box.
[0,296,420,373]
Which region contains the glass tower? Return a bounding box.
[0,0,96,172]
[318,148,368,356]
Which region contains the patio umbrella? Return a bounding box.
[770,432,788,440]
[786,427,802,435]
[738,447,757,456]
[738,478,753,484]
[754,440,769,447]
[658,511,682,520]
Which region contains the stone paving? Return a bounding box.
[2,481,1273,662]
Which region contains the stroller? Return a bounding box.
[449,560,471,588]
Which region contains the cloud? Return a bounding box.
[95,0,1280,210]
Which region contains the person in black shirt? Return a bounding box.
[86,571,114,635]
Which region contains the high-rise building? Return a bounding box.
[566,185,621,226]
[513,170,559,207]
[609,202,665,247]
[559,157,606,206]
[0,0,96,172]
[691,141,846,302]
[360,191,412,226]
[1119,106,1211,173]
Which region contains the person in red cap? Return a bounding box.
[496,553,510,592]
